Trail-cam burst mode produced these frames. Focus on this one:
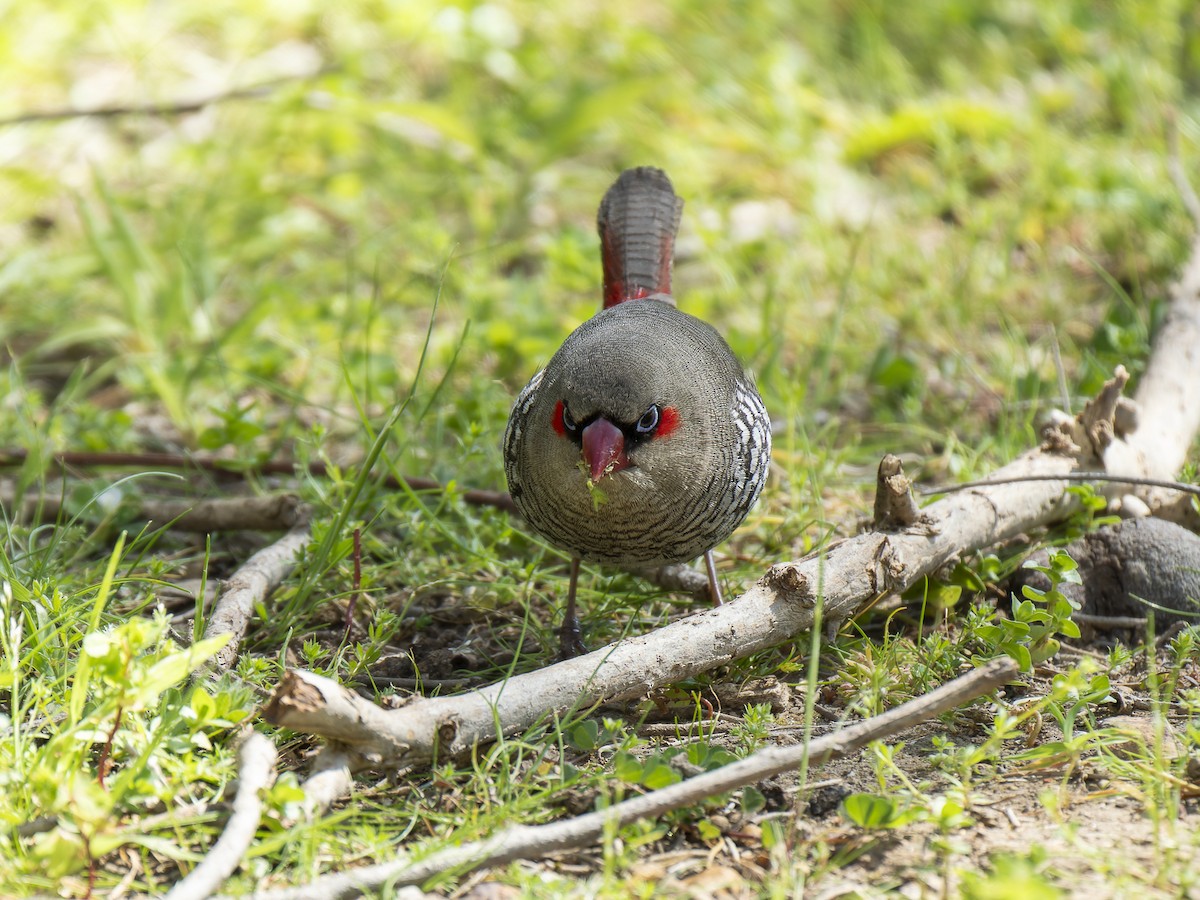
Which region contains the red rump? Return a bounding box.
[656,406,681,438]
[551,400,566,436]
[603,283,653,309]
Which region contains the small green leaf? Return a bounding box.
[570,720,600,751]
[1010,644,1033,672]
[741,786,767,815]
[640,759,680,789]
[31,828,88,878]
[841,793,912,828]
[613,751,644,783]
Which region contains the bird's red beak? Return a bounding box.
[581,418,629,482]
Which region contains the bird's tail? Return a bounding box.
[596,167,684,309]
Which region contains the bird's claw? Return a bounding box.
[558,620,588,660]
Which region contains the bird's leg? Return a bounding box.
[704,549,724,607]
[559,556,588,659]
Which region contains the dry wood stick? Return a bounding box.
[139,494,309,532]
[262,348,1192,775]
[168,732,277,900]
[262,416,1088,772]
[206,528,311,672]
[0,482,308,532]
[0,449,517,513]
[297,748,356,822]
[244,658,1016,899]
[1101,136,1200,517]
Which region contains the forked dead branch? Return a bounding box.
[259,369,1115,772]
[240,659,1017,899]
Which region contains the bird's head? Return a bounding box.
[550,389,682,484]
[506,301,742,519]
[528,306,727,516]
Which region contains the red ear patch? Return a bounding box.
[655,406,680,438]
[551,400,566,436]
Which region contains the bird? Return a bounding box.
[503,166,771,658]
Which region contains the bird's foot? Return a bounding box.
[557,620,588,660]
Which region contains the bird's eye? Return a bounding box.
[561,402,578,432]
[635,404,660,434]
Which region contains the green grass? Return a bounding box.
[2,0,1199,895]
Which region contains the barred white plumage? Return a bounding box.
[502,167,772,656]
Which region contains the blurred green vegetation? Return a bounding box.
[1,0,1199,895]
[3,1,1193,466]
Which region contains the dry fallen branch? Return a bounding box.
[168,732,278,900]
[140,494,309,532]
[0,449,517,514]
[297,747,356,822]
[265,307,1198,773]
[1101,144,1200,520]
[245,658,1016,899]
[205,527,311,672]
[0,483,308,532]
[264,377,1106,771]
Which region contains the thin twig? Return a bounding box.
[637,721,732,738]
[918,472,1200,498]
[167,732,278,900]
[240,658,1016,899]
[96,706,125,788]
[0,449,517,513]
[0,70,332,127]
[109,849,143,900]
[345,528,362,644]
[1073,612,1149,630]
